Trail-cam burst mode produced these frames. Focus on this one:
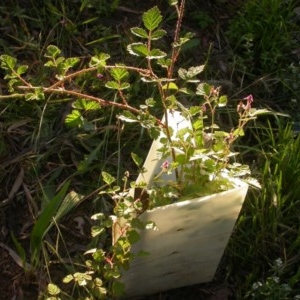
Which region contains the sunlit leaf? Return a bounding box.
[130,27,148,38]
[63,274,74,284]
[102,171,116,185]
[110,67,129,81]
[142,6,162,31]
[105,81,119,90]
[73,99,100,110]
[89,52,110,67]
[187,65,205,77]
[65,109,84,127]
[127,43,149,57]
[162,82,178,90]
[118,111,138,123]
[45,45,61,58]
[218,95,228,107]
[151,29,167,40]
[148,48,167,59]
[47,283,61,296]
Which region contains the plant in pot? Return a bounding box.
[0,1,267,298]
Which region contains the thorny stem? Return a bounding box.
[161,1,186,184]
[17,85,166,127]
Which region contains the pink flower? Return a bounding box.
[161,160,169,171]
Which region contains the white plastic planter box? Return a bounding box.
[118,111,248,298]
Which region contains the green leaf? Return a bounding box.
[157,58,172,68]
[119,82,130,90]
[127,43,149,57]
[162,82,178,91]
[151,29,167,40]
[102,171,116,185]
[127,230,140,244]
[45,45,61,58]
[64,57,80,69]
[168,0,178,5]
[131,27,148,38]
[17,65,28,75]
[0,55,17,70]
[92,249,105,262]
[118,111,138,123]
[131,152,143,167]
[196,82,211,96]
[91,226,105,237]
[233,128,245,137]
[30,181,70,267]
[148,49,167,59]
[47,283,61,296]
[105,81,120,90]
[25,88,45,101]
[187,65,205,78]
[145,98,156,107]
[89,53,110,67]
[142,6,162,31]
[218,95,228,107]
[65,109,84,127]
[110,67,129,81]
[73,99,100,110]
[63,274,74,284]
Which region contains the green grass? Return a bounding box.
[227,120,300,297]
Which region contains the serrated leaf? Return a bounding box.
[178,68,188,79]
[73,99,100,110]
[89,53,110,67]
[105,81,120,90]
[65,110,84,127]
[127,43,149,57]
[142,6,162,31]
[157,58,172,68]
[47,283,61,296]
[187,65,205,78]
[196,82,211,96]
[0,55,17,70]
[145,97,156,107]
[119,82,130,90]
[151,29,167,40]
[64,57,79,69]
[131,27,148,38]
[63,274,74,284]
[17,65,28,75]
[233,128,245,137]
[102,171,116,185]
[148,48,167,59]
[110,67,129,81]
[45,45,61,58]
